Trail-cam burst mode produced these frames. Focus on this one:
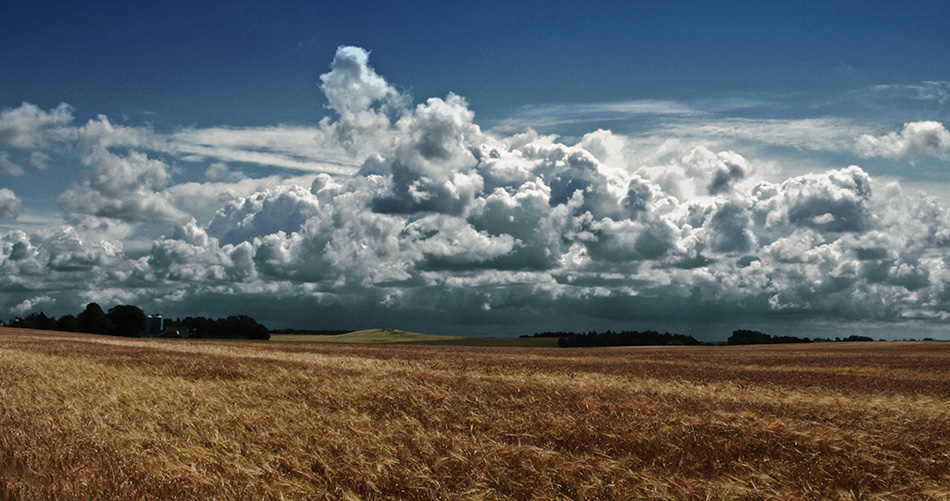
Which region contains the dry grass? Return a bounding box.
[1,327,948,499]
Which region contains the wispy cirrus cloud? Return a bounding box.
[654,117,865,153]
[491,99,705,131]
[852,81,950,106]
[489,95,786,133]
[167,126,359,175]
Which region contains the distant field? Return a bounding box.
[1,327,948,499]
[270,328,456,343]
[270,329,559,347]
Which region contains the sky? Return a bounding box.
[2,1,950,340]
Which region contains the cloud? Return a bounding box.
[164,175,296,226]
[43,113,189,223]
[468,181,565,270]
[59,147,187,223]
[0,189,23,220]
[37,224,124,272]
[849,81,950,108]
[4,48,950,338]
[79,287,140,308]
[857,121,950,160]
[408,214,517,268]
[29,151,51,170]
[704,200,756,254]
[0,102,73,149]
[685,148,749,195]
[320,46,402,117]
[493,99,702,131]
[0,152,26,176]
[148,221,252,282]
[206,185,321,245]
[169,126,358,175]
[10,295,55,315]
[317,46,408,159]
[0,225,125,305]
[204,162,244,182]
[655,118,864,154]
[763,166,874,234]
[73,113,155,153]
[372,94,484,215]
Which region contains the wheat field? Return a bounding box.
[1,327,948,499]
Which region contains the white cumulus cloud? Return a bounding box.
[10,295,55,315]
[0,189,22,220]
[0,102,73,150]
[857,121,950,160]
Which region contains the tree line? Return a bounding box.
[524,329,888,347]
[527,330,701,347]
[726,330,878,345]
[5,303,269,340]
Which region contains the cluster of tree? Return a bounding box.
[7,303,146,337]
[823,335,876,342]
[727,330,878,345]
[727,329,813,345]
[164,315,269,340]
[520,332,563,338]
[522,329,888,347]
[6,303,269,340]
[4,312,63,331]
[538,330,701,348]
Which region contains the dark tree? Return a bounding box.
[727,329,812,345]
[216,315,270,340]
[107,305,146,337]
[727,330,774,345]
[556,330,699,348]
[4,302,268,341]
[10,312,56,331]
[179,316,215,337]
[55,314,79,332]
[77,303,113,335]
[173,315,268,340]
[772,335,812,344]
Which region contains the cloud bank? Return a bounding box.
[2,46,950,338]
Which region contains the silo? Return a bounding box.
[146,314,164,335]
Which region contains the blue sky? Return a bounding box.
[2,1,950,339]
[5,1,947,125]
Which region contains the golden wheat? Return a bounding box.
[1,327,948,499]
